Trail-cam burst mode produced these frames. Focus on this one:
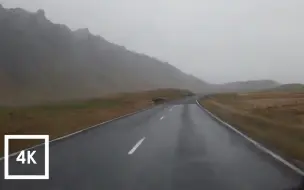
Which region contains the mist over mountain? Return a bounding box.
[0,6,212,105]
[0,6,280,105]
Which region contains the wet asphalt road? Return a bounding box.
[0,98,302,190]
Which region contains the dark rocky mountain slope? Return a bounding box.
[0,5,209,105]
[0,5,280,105]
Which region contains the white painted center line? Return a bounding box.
[160,116,165,120]
[128,137,146,155]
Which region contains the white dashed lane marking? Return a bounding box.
[128,137,146,155]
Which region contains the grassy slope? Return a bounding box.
[200,92,304,166]
[0,89,192,156]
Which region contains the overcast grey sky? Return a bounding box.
[2,0,304,84]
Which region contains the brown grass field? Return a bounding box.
[200,92,304,166]
[0,89,192,156]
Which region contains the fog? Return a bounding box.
[2,0,304,84]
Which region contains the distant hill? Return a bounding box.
[210,80,280,93]
[0,5,209,105]
[269,83,304,92]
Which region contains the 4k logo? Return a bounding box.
[4,135,49,180]
[16,150,37,164]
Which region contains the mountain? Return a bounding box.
[0,5,283,105]
[210,80,280,93]
[0,6,209,105]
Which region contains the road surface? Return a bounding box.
[0,98,302,190]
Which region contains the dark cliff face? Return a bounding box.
[0,5,208,105]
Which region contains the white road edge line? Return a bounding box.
[128,137,146,155]
[160,116,165,120]
[0,106,156,161]
[196,100,304,177]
